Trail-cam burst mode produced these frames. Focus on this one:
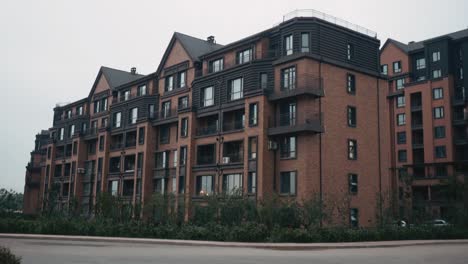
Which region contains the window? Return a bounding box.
[381,64,388,75]
[72,142,77,155]
[99,136,104,151]
[129,107,138,124]
[393,61,402,73]
[196,175,213,195]
[397,113,406,126]
[173,150,178,168]
[160,125,170,144]
[223,140,243,163]
[347,106,356,127]
[396,78,405,90]
[178,96,189,109]
[165,75,174,92]
[109,180,119,196]
[113,112,122,128]
[347,74,356,94]
[155,151,169,168]
[435,165,447,178]
[433,69,442,79]
[180,146,187,166]
[434,126,445,139]
[350,208,359,228]
[94,100,100,113]
[137,84,147,96]
[59,128,64,140]
[124,155,135,172]
[260,73,268,89]
[88,140,96,154]
[349,174,358,194]
[161,101,171,118]
[284,34,293,55]
[153,178,166,194]
[197,144,216,165]
[280,171,296,195]
[228,78,243,101]
[122,90,130,101]
[237,48,252,64]
[433,107,444,119]
[397,132,406,144]
[201,86,214,107]
[101,117,108,128]
[47,146,52,159]
[301,33,310,52]
[148,104,155,118]
[248,137,257,160]
[282,67,296,90]
[460,67,464,80]
[347,43,354,60]
[77,106,83,115]
[178,175,185,194]
[177,71,186,88]
[280,136,296,158]
[396,95,405,108]
[249,103,258,126]
[398,150,407,162]
[416,58,426,70]
[223,173,242,194]
[209,58,223,73]
[138,127,145,145]
[248,172,256,194]
[433,88,443,99]
[180,118,188,137]
[435,146,446,158]
[66,110,72,119]
[348,139,357,160]
[432,51,440,62]
[68,124,75,138]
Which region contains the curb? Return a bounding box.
[1,233,468,250]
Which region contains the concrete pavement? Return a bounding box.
[1,236,468,264]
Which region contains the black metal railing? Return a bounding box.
[196,123,219,136]
[110,141,124,150]
[269,75,324,100]
[223,119,244,131]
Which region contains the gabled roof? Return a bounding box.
[174,32,224,61]
[88,66,144,98]
[382,28,468,54]
[100,66,144,89]
[156,32,224,75]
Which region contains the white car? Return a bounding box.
[428,219,449,227]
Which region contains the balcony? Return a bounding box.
[453,111,468,125]
[82,127,99,138]
[268,112,323,136]
[153,167,176,179]
[452,95,467,106]
[110,141,124,150]
[152,108,178,125]
[112,94,135,104]
[268,75,324,101]
[196,115,219,136]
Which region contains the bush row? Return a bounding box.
[1,217,468,243]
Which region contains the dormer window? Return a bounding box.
[66,110,72,119]
[209,58,223,73]
[137,85,147,96]
[122,90,130,101]
[77,106,83,115]
[284,34,293,55]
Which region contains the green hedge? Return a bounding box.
[1,217,468,243]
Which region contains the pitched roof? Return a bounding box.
[383,28,468,54]
[174,32,224,61]
[100,66,145,89]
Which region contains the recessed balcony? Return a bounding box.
[268,75,324,101]
[268,112,323,136]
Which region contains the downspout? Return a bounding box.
[377,77,383,224]
[319,61,323,228]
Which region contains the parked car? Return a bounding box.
[425,219,450,227]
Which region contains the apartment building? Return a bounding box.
[24,10,391,227]
[380,29,468,220]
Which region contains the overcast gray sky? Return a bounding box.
[2,0,468,193]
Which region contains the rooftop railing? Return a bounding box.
[278,9,377,38]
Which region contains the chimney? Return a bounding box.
[207,36,215,44]
[131,67,136,75]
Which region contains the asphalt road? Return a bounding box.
[1,238,468,264]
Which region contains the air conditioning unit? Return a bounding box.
[268,140,278,150]
[77,168,85,174]
[222,157,230,164]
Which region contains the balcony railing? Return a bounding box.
[268,112,323,135]
[125,139,136,148]
[110,141,124,150]
[223,120,244,132]
[452,95,467,105]
[112,94,135,103]
[453,112,468,124]
[268,75,324,101]
[196,123,219,136]
[153,167,176,178]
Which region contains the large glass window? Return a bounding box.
[223,173,242,194]
[177,71,186,88]
[165,75,174,92]
[196,175,213,195]
[432,51,441,62]
[301,33,310,52]
[197,144,216,165]
[113,112,122,128]
[280,171,296,195]
[416,58,426,70]
[433,69,442,79]
[129,107,138,124]
[282,67,296,90]
[284,34,293,55]
[108,180,119,196]
[280,136,296,158]
[237,48,252,64]
[201,86,214,107]
[137,84,147,96]
[228,78,243,101]
[209,58,223,73]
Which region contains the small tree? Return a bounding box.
[0,246,21,264]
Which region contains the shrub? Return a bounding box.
[0,246,21,264]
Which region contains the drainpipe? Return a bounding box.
[319,61,323,228]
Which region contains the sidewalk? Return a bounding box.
[1,233,467,250]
